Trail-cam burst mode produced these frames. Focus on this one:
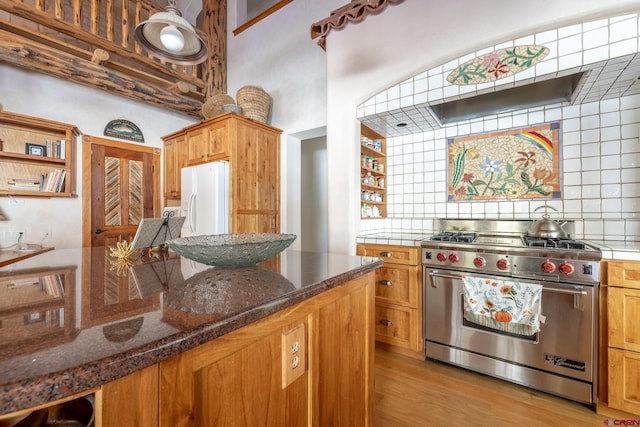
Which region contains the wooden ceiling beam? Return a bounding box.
[0,29,202,117]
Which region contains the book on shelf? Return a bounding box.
[45,139,66,159]
[8,177,41,192]
[40,169,66,192]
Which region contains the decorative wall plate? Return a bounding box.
[447,45,549,85]
[104,119,144,143]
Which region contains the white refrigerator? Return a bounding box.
[180,161,229,237]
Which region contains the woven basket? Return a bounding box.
[202,94,235,119]
[236,86,271,123]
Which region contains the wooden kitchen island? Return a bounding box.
[0,247,382,426]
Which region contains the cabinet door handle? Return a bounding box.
[379,319,393,326]
[95,228,103,234]
[379,280,393,286]
[379,251,393,257]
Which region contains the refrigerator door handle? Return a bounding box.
[189,193,197,234]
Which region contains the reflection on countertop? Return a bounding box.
[0,246,54,268]
[0,246,382,415]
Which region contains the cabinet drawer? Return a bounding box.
[374,304,420,351]
[608,286,640,352]
[608,348,640,415]
[357,244,419,266]
[607,261,640,290]
[375,264,420,307]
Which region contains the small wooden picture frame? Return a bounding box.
[25,143,47,157]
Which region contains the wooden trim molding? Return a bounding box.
[233,0,293,36]
[0,0,227,117]
[310,0,405,50]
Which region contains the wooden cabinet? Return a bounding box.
[360,124,386,218]
[357,243,422,357]
[162,113,281,233]
[1,272,375,426]
[0,111,79,197]
[604,260,640,416]
[163,133,188,199]
[186,120,229,165]
[101,365,159,427]
[102,272,375,427]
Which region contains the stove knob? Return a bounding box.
[559,262,575,275]
[496,259,509,270]
[448,253,460,263]
[541,261,556,273]
[436,252,447,262]
[473,257,486,268]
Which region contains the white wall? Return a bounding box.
[0,66,196,249]
[301,136,328,252]
[325,0,640,254]
[226,0,344,249]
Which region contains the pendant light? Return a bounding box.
[134,0,208,65]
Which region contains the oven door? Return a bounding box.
[424,268,595,383]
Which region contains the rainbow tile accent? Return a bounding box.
[447,122,561,201]
[447,45,549,85]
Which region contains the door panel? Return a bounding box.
[82,136,159,248]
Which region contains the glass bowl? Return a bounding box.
[166,233,296,268]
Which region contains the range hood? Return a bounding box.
[429,72,585,124]
[359,53,640,138]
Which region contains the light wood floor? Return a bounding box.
[374,348,609,427]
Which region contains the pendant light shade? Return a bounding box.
[134,0,208,65]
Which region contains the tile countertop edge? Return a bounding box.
[585,240,640,261]
[357,233,640,260]
[356,232,432,247]
[0,258,383,416]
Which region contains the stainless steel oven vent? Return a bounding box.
[428,72,585,124]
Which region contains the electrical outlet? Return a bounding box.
[282,323,306,389]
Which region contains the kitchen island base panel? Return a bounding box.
[426,342,594,406]
[93,272,375,427]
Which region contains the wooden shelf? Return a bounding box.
[0,151,67,165]
[360,143,386,157]
[360,124,386,219]
[0,111,79,198]
[362,183,385,191]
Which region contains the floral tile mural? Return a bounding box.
[447,45,549,85]
[447,122,561,201]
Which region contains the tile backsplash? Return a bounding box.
[360,95,640,241]
[358,13,640,242]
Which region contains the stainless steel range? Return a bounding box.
[422,219,601,405]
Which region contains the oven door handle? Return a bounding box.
[428,271,464,281]
[428,270,587,309]
[428,271,463,287]
[543,286,587,310]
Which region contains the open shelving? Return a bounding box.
[360,124,386,218]
[0,111,79,198]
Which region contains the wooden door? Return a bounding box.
[82,136,160,248]
[81,137,161,330]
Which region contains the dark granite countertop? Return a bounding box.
[0,247,382,415]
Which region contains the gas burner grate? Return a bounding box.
[524,237,586,250]
[430,232,477,243]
